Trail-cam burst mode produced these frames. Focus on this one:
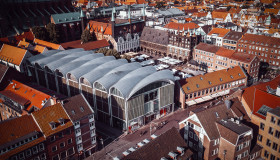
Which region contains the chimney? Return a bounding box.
[177,146,185,155]
[276,84,280,96]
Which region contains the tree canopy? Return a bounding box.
[32,26,49,41]
[81,30,93,44]
[46,23,61,44]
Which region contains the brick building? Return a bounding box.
[236,33,280,68]
[194,43,260,82]
[140,27,168,57]
[178,100,262,160]
[0,80,56,121]
[222,31,244,50]
[176,66,247,108]
[62,94,96,158]
[241,75,280,160]
[0,115,47,160]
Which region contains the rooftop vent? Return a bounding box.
[49,122,56,130]
[168,152,178,159]
[225,100,232,109]
[177,146,185,155]
[58,118,65,126]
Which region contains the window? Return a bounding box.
[278,119,280,126]
[212,148,218,156]
[264,150,269,158]
[40,153,47,160]
[271,116,276,123]
[39,143,44,151]
[270,154,275,160]
[269,127,274,135]
[275,130,280,138]
[258,134,263,142]
[68,147,75,156]
[25,149,31,157]
[74,121,80,126]
[61,151,67,159]
[194,134,198,141]
[266,139,271,147]
[19,153,25,159]
[75,129,81,134]
[60,142,65,148]
[32,146,38,154]
[272,142,278,151]
[260,122,265,130]
[52,146,57,152]
[237,144,243,151]
[189,131,193,138]
[58,132,63,138]
[50,136,55,142]
[68,138,72,144]
[189,141,193,148]
[214,139,219,146]
[52,155,59,160]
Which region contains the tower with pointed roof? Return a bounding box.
[111,10,115,38]
[80,8,86,33]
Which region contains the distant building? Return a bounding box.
[241,75,280,160]
[60,39,110,51]
[176,66,247,108]
[236,33,280,68]
[33,39,64,50]
[179,100,262,160]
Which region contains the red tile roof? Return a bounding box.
[60,39,110,50]
[179,66,247,94]
[32,103,73,137]
[230,52,257,63]
[1,80,53,112]
[164,22,200,30]
[195,43,220,53]
[212,11,229,19]
[239,33,280,47]
[0,115,40,146]
[242,75,280,120]
[0,44,28,66]
[33,39,62,50]
[216,47,235,58]
[88,21,112,35]
[207,28,230,37]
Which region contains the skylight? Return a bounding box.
[257,105,272,117]
[71,110,75,115]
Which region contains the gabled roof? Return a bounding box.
[34,38,63,50]
[179,66,246,95]
[223,31,244,41]
[0,115,40,147]
[164,22,200,30]
[212,11,230,19]
[216,119,252,145]
[207,28,230,37]
[242,75,280,120]
[88,21,112,35]
[62,94,94,122]
[194,104,235,140]
[216,47,235,58]
[0,44,28,66]
[33,45,47,53]
[32,103,72,137]
[122,127,193,160]
[0,80,52,112]
[60,39,110,50]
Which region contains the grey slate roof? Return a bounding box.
[51,12,81,24]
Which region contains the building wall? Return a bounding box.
[236,41,280,67]
[0,103,21,121]
[9,142,47,160]
[46,127,77,160]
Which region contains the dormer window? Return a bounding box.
[71,110,75,115]
[58,118,65,126]
[80,107,84,112]
[168,152,178,159]
[220,78,223,81]
[49,122,56,130]
[208,81,212,84]
[196,84,199,88]
[230,75,233,79]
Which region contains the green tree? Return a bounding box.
[46,23,61,44]
[106,49,120,59]
[156,2,165,9]
[81,30,93,44]
[32,26,49,41]
[97,48,109,54]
